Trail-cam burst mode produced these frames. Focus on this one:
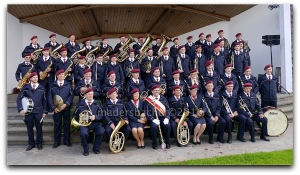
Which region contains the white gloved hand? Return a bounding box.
[163,118,169,125]
[153,119,160,125]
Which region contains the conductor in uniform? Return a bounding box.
[16,72,48,151]
[74,88,105,156]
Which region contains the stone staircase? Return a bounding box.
[7,93,294,145]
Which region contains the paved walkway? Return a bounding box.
[7,122,293,165]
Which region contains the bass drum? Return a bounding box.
[263,106,288,136]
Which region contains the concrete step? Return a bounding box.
[7,135,82,145]
[7,113,54,120]
[7,119,54,127]
[277,98,294,108]
[7,126,54,136]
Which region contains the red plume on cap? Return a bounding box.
[84,69,91,74]
[107,87,116,95]
[172,85,181,91]
[264,64,272,70]
[56,69,64,76]
[84,87,93,95]
[243,83,252,87]
[226,81,234,86]
[29,72,38,79]
[130,88,139,94]
[151,84,160,91]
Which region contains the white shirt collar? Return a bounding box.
[109,80,115,85]
[43,56,49,60]
[110,99,117,104]
[225,73,231,77]
[266,74,272,79]
[57,80,64,85]
[174,95,180,100]
[85,99,94,105]
[245,75,250,79]
[97,61,102,65]
[154,77,160,81]
[61,57,67,62]
[132,78,139,82]
[154,95,160,100]
[111,62,116,65]
[208,92,214,96]
[31,82,39,89]
[174,79,180,84]
[226,90,232,96]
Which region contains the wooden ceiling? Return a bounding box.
[7,4,256,43]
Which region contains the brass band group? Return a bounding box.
[16,30,284,156]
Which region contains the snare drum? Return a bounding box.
[22,97,34,115]
[263,106,288,136]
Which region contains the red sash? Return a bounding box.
[145,95,166,116]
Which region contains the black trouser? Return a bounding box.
[245,117,255,138]
[24,113,43,146]
[252,114,268,136]
[221,114,246,138]
[80,122,104,152]
[261,100,277,109]
[149,118,171,146]
[53,109,70,143]
[205,117,226,141]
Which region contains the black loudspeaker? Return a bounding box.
[262,35,280,46]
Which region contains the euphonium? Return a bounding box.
[32,48,43,64]
[39,60,52,80]
[136,33,155,62]
[103,47,113,63]
[157,34,172,53]
[86,46,100,68]
[159,83,166,94]
[51,43,64,59]
[70,46,86,65]
[140,90,149,100]
[71,110,93,127]
[17,63,34,90]
[109,117,126,153]
[64,60,73,79]
[177,109,190,146]
[116,34,136,62]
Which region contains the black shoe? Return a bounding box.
[217,138,225,143]
[209,140,214,144]
[37,145,43,150]
[166,144,171,149]
[93,150,100,154]
[26,145,35,151]
[260,136,270,141]
[192,141,197,145]
[64,142,72,147]
[177,142,182,147]
[53,142,60,149]
[232,128,236,132]
[251,137,256,142]
[152,144,158,149]
[141,146,145,149]
[197,141,201,145]
[237,137,246,142]
[83,151,89,156]
[227,139,232,144]
[137,146,141,149]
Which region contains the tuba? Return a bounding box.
[157,34,172,53]
[109,117,126,153]
[32,48,43,64]
[136,33,155,62]
[71,110,93,127]
[51,43,64,59]
[85,46,100,68]
[64,60,73,79]
[177,109,190,146]
[39,60,52,80]
[17,63,34,90]
[116,34,136,62]
[70,46,86,65]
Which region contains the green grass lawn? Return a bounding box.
[152,149,293,165]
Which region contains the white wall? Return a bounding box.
[228,5,281,78]
[7,12,69,94]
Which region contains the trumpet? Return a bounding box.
[239,96,252,116]
[193,55,198,70]
[210,54,214,70]
[222,96,233,116]
[230,53,235,70]
[238,75,244,87]
[176,54,182,70]
[202,96,212,117]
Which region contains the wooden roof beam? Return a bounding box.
[168,5,230,21]
[86,9,101,36]
[147,9,169,35]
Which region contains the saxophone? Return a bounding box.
[39,60,52,80]
[109,117,126,153]
[64,60,73,79]
[17,63,34,90]
[177,109,190,146]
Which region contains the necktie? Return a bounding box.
[237,51,239,56]
[136,80,138,85]
[44,58,46,62]
[189,43,192,47]
[54,43,56,46]
[229,93,232,98]
[228,75,230,79]
[150,57,152,61]
[104,45,106,48]
[210,93,212,98]
[208,43,211,46]
[111,82,114,86]
[192,96,196,102]
[268,76,271,80]
[155,98,158,100]
[209,72,212,77]
[33,85,36,91]
[60,83,62,87]
[164,56,167,61]
[86,80,88,85]
[198,54,200,58]
[63,59,66,63]
[176,97,179,101]
[175,81,178,85]
[26,63,28,66]
[88,102,91,107]
[113,101,116,105]
[247,93,250,98]
[194,80,196,85]
[176,45,178,49]
[156,78,159,82]
[133,100,138,107]
[72,43,74,47]
[34,45,37,49]
[182,55,185,59]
